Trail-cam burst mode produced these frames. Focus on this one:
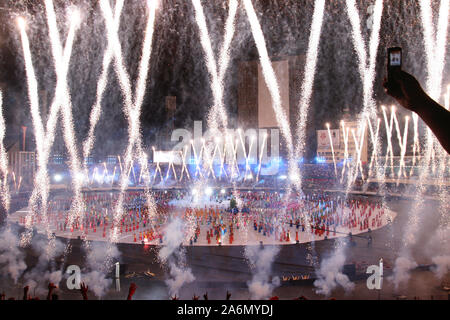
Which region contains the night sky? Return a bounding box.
[0,0,448,159]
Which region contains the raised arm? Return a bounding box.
[127,283,137,300]
[23,286,30,300]
[384,69,450,154]
[80,282,89,300]
[47,283,57,301]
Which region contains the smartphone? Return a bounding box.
[387,47,402,83]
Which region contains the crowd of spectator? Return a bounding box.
[0,282,316,301]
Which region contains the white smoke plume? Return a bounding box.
[158,218,185,262]
[24,236,65,296]
[314,240,354,296]
[165,263,195,298]
[0,226,27,283]
[390,256,418,290]
[158,218,195,297]
[431,255,450,279]
[82,270,111,298]
[245,244,280,300]
[391,196,448,288]
[424,226,450,280]
[82,241,120,298]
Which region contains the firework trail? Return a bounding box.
[345,0,384,194]
[44,0,84,228]
[82,0,124,166]
[295,0,325,190]
[0,91,10,213]
[98,0,158,243]
[17,8,81,243]
[192,0,238,133]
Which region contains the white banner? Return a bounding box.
[317,129,339,148]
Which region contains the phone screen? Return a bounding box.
[389,51,401,67]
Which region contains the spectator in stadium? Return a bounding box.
[47,283,57,300]
[127,283,137,300]
[78,282,137,300]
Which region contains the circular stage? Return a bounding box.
[8,189,396,246]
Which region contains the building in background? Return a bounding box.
[238,55,305,130]
[7,141,36,190]
[153,96,178,151]
[237,55,307,159]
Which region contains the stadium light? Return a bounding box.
[315,156,326,163]
[54,174,63,183]
[76,172,85,182]
[220,189,226,194]
[205,187,213,196]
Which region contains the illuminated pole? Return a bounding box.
[256,132,268,182]
[21,126,27,151]
[326,123,338,178]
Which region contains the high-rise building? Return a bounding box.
[237,55,307,159]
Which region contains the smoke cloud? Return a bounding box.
[390,256,418,290]
[158,218,195,298]
[431,255,450,279]
[392,202,448,288]
[314,240,354,296]
[24,235,65,296]
[245,244,280,300]
[0,226,27,283]
[82,241,121,298]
